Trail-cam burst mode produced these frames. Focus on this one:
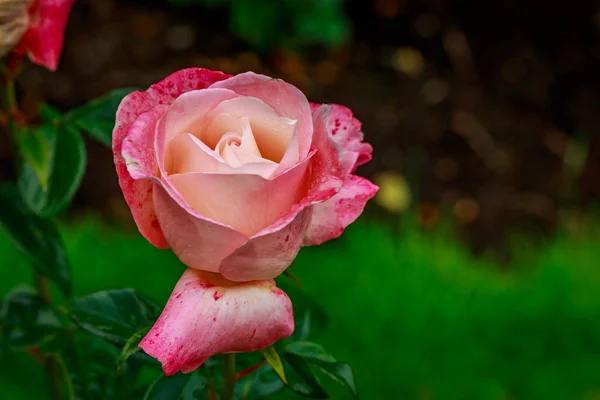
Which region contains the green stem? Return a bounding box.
[4,78,17,109]
[222,353,237,400]
[34,271,63,400]
[2,71,64,400]
[204,364,218,400]
[2,70,19,156]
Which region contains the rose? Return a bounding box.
[113,68,377,374]
[0,0,76,71]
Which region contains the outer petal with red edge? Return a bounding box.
[113,68,231,249]
[140,269,294,376]
[304,175,379,246]
[310,103,373,175]
[13,0,76,71]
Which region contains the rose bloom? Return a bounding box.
[0,0,75,71]
[113,68,377,375]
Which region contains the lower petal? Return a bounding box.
[303,175,379,246]
[152,182,248,272]
[220,207,313,281]
[140,269,294,375]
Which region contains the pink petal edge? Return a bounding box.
[140,269,294,375]
[309,102,373,174]
[113,68,231,249]
[304,175,379,246]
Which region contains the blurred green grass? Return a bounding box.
[2,216,600,399]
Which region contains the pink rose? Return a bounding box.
[113,68,377,374]
[0,0,76,71]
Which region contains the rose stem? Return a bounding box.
[222,353,237,400]
[2,66,64,400]
[35,273,64,400]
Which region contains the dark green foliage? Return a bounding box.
[17,123,86,217]
[167,0,350,50]
[0,184,72,297]
[65,88,138,147]
[72,289,161,345]
[3,217,600,398]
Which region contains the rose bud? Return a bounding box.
[0,0,76,71]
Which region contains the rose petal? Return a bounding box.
[310,103,373,174]
[167,133,225,175]
[219,106,346,281]
[210,72,313,163]
[169,133,278,178]
[13,0,76,71]
[140,269,294,376]
[214,115,261,160]
[303,105,345,200]
[156,88,239,170]
[304,175,378,246]
[113,68,231,249]
[220,207,312,281]
[153,183,248,272]
[168,156,310,237]
[205,97,296,164]
[120,106,249,271]
[116,105,169,248]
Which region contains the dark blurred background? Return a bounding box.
[3,1,600,399]
[5,0,600,256]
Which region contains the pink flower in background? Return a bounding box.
[113,68,377,374]
[0,0,76,71]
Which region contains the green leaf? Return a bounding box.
[143,372,207,400]
[0,183,72,297]
[284,341,357,398]
[260,346,287,384]
[71,289,161,345]
[230,0,279,50]
[315,362,356,397]
[284,354,328,399]
[118,326,151,370]
[243,364,286,399]
[65,88,138,147]
[41,333,120,400]
[39,103,62,123]
[284,342,336,364]
[0,285,61,348]
[15,126,52,189]
[18,123,86,217]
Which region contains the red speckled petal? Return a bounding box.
[13,0,76,71]
[210,72,313,162]
[304,175,379,246]
[219,106,345,281]
[113,68,231,249]
[140,269,294,376]
[310,103,373,174]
